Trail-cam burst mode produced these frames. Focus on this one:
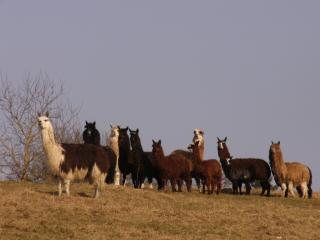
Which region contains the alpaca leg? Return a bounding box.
[217,181,221,195]
[281,183,287,197]
[202,178,206,194]
[207,177,211,195]
[288,182,295,198]
[64,180,71,196]
[58,179,62,196]
[196,177,202,193]
[177,180,183,192]
[308,185,313,199]
[170,179,177,192]
[114,170,121,186]
[301,182,308,199]
[232,182,238,194]
[186,177,192,192]
[260,181,266,196]
[245,181,251,195]
[148,177,154,189]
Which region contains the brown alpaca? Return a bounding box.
[189,141,222,194]
[269,141,312,198]
[170,128,205,191]
[152,140,192,192]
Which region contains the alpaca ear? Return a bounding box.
[45,111,49,117]
[152,139,156,144]
[158,139,161,145]
[224,137,227,142]
[86,121,88,125]
[277,141,280,145]
[129,128,132,133]
[110,124,113,129]
[136,128,139,133]
[125,127,129,131]
[93,121,96,127]
[217,137,221,141]
[37,112,41,117]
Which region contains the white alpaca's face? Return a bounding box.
[193,128,204,142]
[38,116,51,130]
[110,126,120,138]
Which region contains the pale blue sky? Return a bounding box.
[0,1,319,189]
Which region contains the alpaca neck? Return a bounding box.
[270,151,287,182]
[108,137,119,157]
[40,125,63,175]
[198,145,204,161]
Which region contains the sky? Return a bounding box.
[0,1,319,189]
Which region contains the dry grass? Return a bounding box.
[0,181,319,240]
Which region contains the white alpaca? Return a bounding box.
[38,112,110,198]
[107,125,121,186]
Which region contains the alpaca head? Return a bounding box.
[83,121,97,137]
[152,139,164,157]
[129,128,141,149]
[269,141,282,160]
[118,126,129,145]
[38,112,52,131]
[193,128,204,143]
[109,124,120,139]
[217,137,227,150]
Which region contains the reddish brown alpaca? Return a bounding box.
[152,140,192,192]
[189,141,222,194]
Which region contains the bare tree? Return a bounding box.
[0,72,81,181]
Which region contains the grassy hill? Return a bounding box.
[0,181,319,240]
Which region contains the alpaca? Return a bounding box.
[129,128,162,189]
[171,128,205,191]
[269,141,312,198]
[152,140,192,192]
[38,112,112,198]
[217,137,271,196]
[107,125,121,186]
[82,122,116,184]
[82,121,100,145]
[118,126,135,186]
[189,141,222,194]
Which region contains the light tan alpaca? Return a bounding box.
[269,141,312,198]
[107,125,121,186]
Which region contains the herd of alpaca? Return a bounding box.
[38,113,313,199]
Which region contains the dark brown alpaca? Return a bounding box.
[152,140,192,192]
[189,141,222,194]
[217,137,271,196]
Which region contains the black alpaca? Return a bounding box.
[82,121,101,145]
[118,126,135,186]
[82,121,115,184]
[217,137,271,196]
[129,128,162,189]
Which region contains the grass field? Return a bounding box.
[0,181,319,240]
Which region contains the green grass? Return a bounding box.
[0,181,319,240]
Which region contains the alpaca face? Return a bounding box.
[193,128,204,143]
[118,127,129,146]
[110,125,120,138]
[217,138,227,150]
[129,129,141,148]
[269,142,281,155]
[38,115,51,130]
[84,122,97,137]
